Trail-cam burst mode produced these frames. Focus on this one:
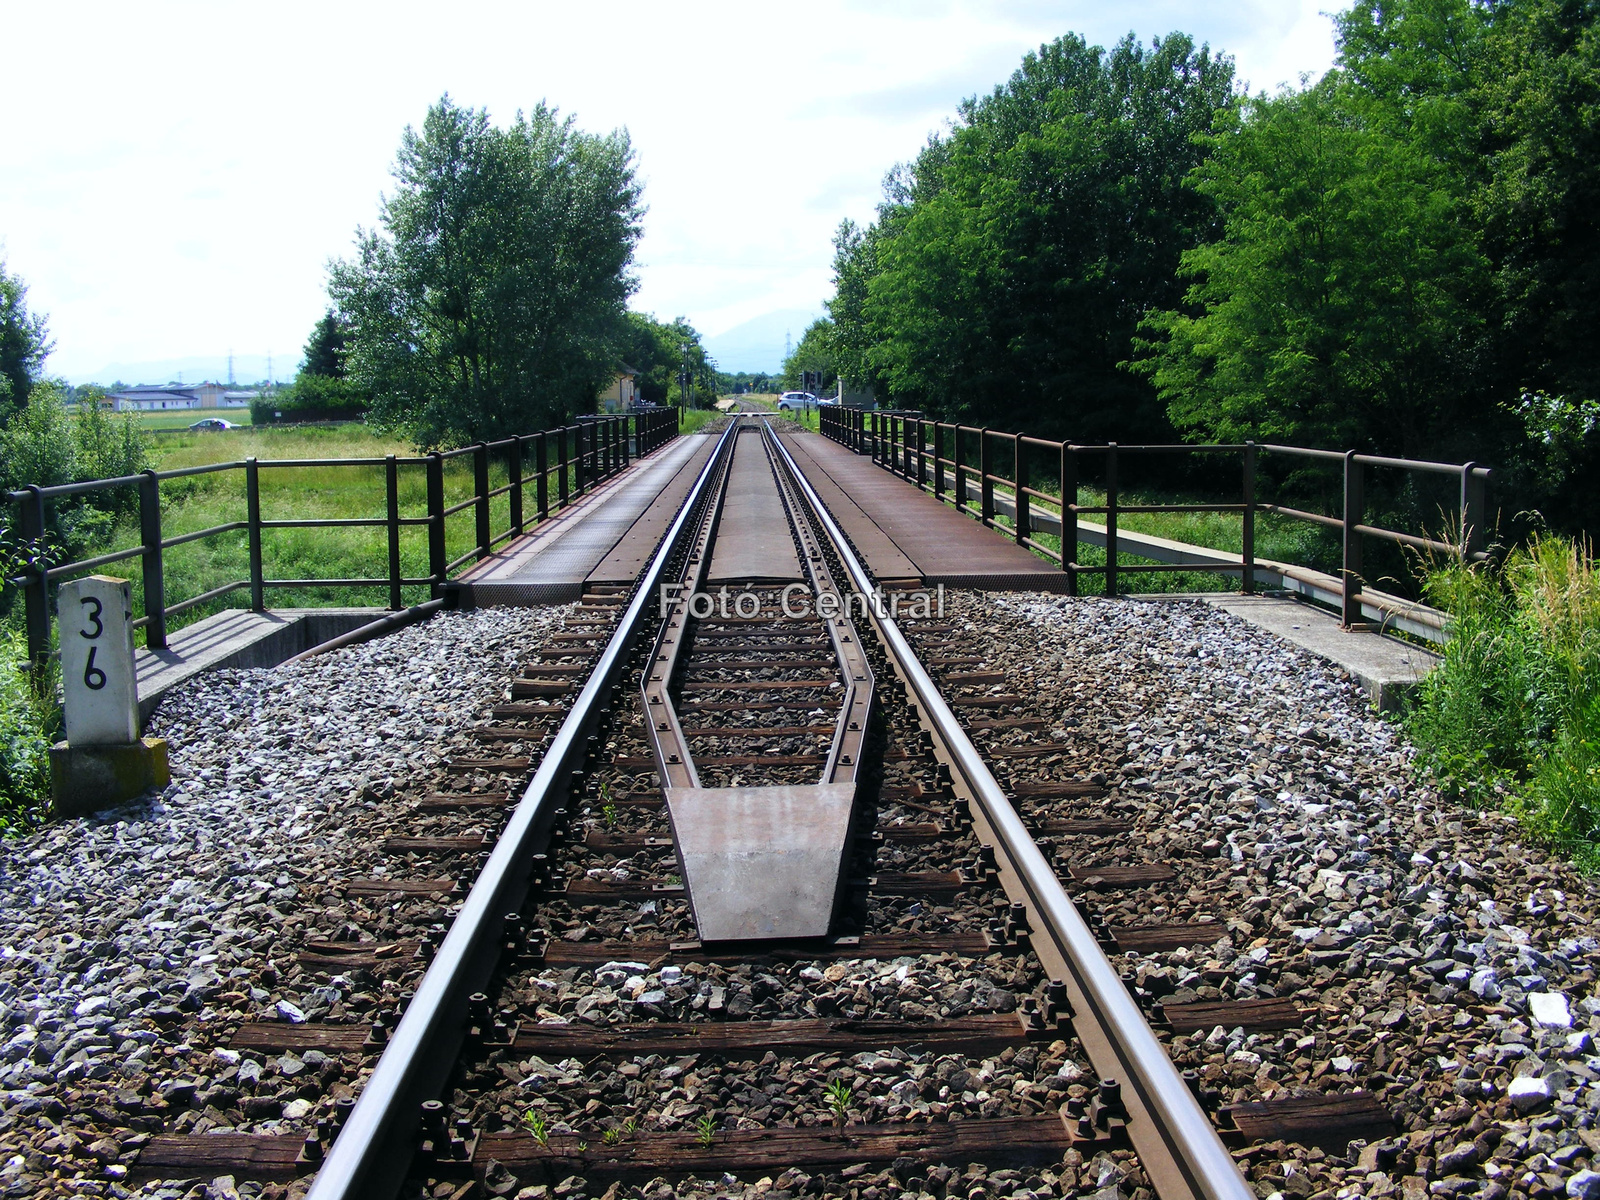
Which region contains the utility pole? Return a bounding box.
[679,342,690,410]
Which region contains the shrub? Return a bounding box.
[251,374,369,425]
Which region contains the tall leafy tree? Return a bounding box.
[834,33,1234,440]
[330,96,643,448]
[617,312,713,406]
[0,260,53,424]
[1135,80,1492,459]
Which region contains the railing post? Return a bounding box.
[916,418,928,488]
[536,432,550,520]
[932,422,944,500]
[426,452,446,598]
[473,442,491,560]
[385,455,402,610]
[246,457,264,611]
[1461,462,1485,561]
[980,430,994,527]
[1013,435,1028,547]
[1062,443,1078,595]
[621,417,631,468]
[871,412,881,464]
[19,487,51,671]
[1342,450,1363,627]
[953,427,965,513]
[558,427,571,508]
[1105,443,1119,599]
[1241,442,1256,595]
[509,438,524,536]
[139,468,167,650]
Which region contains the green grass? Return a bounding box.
[1406,534,1600,868]
[679,408,719,436]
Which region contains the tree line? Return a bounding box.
[817,0,1600,533]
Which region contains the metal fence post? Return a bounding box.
[871,412,881,464]
[972,428,985,528]
[1105,444,1119,599]
[932,422,944,500]
[1342,450,1363,627]
[18,487,51,670]
[621,416,631,468]
[1461,462,1485,561]
[558,428,571,508]
[245,457,264,611]
[426,452,445,598]
[1062,443,1078,595]
[509,438,524,536]
[916,419,928,488]
[139,468,167,650]
[1241,442,1256,595]
[536,432,550,520]
[385,456,402,609]
[473,442,491,560]
[1013,435,1028,547]
[953,427,965,513]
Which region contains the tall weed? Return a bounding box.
[1407,533,1600,865]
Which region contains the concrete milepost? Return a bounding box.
[49,575,169,818]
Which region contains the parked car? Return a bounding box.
[188,417,237,431]
[777,392,817,412]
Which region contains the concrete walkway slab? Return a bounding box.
[1179,593,1439,710]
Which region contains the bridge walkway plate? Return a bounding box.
[457,435,715,605]
[778,427,1068,591]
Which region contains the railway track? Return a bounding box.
[126,418,1252,1199]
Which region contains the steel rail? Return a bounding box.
[304,419,742,1200]
[763,421,1253,1200]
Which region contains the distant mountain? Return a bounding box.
[68,354,299,388]
[703,309,824,374]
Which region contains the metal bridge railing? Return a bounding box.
[5,408,680,669]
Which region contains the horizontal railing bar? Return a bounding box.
[1257,504,1343,530]
[259,518,390,530]
[488,527,521,550]
[161,521,249,549]
[163,579,250,617]
[1072,503,1246,515]
[444,547,480,573]
[42,544,148,580]
[1354,524,1457,555]
[261,577,393,588]
[255,457,393,468]
[1021,537,1064,561]
[440,498,478,517]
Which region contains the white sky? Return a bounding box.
[2,1,1337,381]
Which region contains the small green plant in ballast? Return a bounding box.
[695,1114,717,1149]
[522,1109,550,1147]
[602,1126,624,1146]
[599,780,618,830]
[824,1078,853,1126]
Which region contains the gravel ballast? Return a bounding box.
[0,607,569,1198]
[4,586,1599,1200]
[906,591,1600,1200]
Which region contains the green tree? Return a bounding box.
[838,33,1234,439]
[302,310,350,378]
[0,260,53,423]
[330,96,644,448]
[1135,80,1492,458]
[781,319,836,392]
[617,312,714,406]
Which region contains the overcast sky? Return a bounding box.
[2,1,1338,381]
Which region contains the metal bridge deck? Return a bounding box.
[779,427,1068,590]
[457,435,715,605]
[706,427,804,584]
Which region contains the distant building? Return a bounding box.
[596,366,640,414]
[110,382,259,412]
